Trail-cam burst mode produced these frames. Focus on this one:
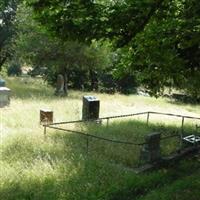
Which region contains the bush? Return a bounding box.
[7,62,22,76]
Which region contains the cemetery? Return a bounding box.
[1,0,200,199]
[0,77,200,200]
[42,96,200,171]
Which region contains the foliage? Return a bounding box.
[13,4,114,92]
[26,0,200,98]
[0,0,19,70]
[7,60,22,76]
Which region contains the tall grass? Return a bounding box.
[0,77,200,200]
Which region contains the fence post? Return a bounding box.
[106,118,109,128]
[181,117,185,138]
[43,125,47,137]
[180,116,185,148]
[147,112,150,126]
[86,134,89,154]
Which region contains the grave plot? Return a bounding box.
[41,97,200,169]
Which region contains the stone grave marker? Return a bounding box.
[0,79,5,87]
[0,79,11,107]
[40,109,53,125]
[82,96,100,121]
[55,74,64,95]
[140,132,161,163]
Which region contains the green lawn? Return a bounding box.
[0,77,200,200]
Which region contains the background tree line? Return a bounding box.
[1,0,200,99]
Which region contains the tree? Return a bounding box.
[26,0,200,98]
[13,3,112,94]
[0,0,19,70]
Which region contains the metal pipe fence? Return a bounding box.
[43,111,200,166]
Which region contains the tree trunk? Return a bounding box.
[0,56,7,71]
[89,69,98,91]
[63,71,68,96]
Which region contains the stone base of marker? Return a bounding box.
[0,87,11,108]
[140,132,161,164]
[40,109,53,125]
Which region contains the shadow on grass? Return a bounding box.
[1,120,200,200]
[1,153,200,200]
[47,120,197,167]
[166,93,200,106]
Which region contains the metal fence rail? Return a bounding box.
[43,111,200,145]
[47,125,147,146]
[43,111,200,163]
[46,111,200,126]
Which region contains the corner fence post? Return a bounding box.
[147,112,150,126]
[181,117,185,138]
[106,118,109,128]
[86,134,89,154]
[44,125,47,136]
[180,116,185,148]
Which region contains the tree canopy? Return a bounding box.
[0,0,19,70]
[25,0,200,98]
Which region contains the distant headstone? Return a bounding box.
[0,79,5,87]
[140,132,161,163]
[55,74,64,95]
[0,87,11,107]
[82,96,100,121]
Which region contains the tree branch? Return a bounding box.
[117,0,165,47]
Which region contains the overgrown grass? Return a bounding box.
[0,77,200,200]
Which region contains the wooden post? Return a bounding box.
[180,116,185,149]
[86,135,89,154]
[44,125,47,136]
[147,112,150,126]
[181,116,185,138]
[106,118,109,128]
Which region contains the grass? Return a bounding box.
[0,77,200,200]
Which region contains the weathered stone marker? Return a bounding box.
[82,96,100,121]
[140,132,161,163]
[0,87,11,107]
[55,74,64,95]
[0,79,5,87]
[40,109,53,125]
[0,79,11,108]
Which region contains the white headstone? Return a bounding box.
[0,87,11,107]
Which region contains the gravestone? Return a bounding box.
[0,87,11,107]
[0,79,5,87]
[55,74,64,95]
[40,109,53,125]
[82,96,100,121]
[140,132,161,163]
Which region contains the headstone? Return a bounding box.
[82,96,100,121]
[40,109,53,125]
[0,79,5,87]
[55,74,64,95]
[0,87,11,107]
[140,132,161,163]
